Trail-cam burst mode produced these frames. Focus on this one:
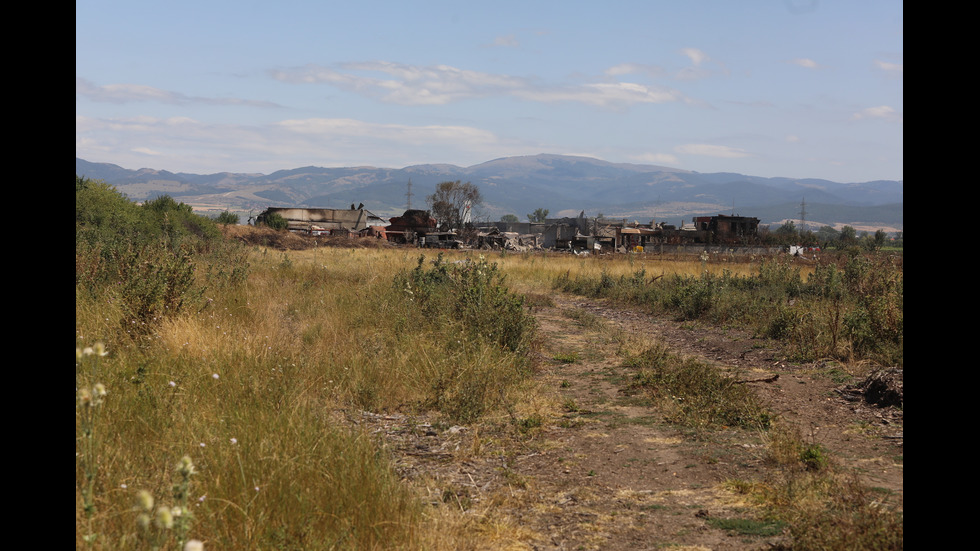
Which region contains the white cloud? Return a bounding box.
[75,78,280,108]
[852,105,900,121]
[789,58,820,69]
[680,48,708,66]
[489,34,520,48]
[604,63,664,78]
[272,62,692,108]
[675,48,728,80]
[629,152,679,165]
[275,118,499,146]
[874,60,903,73]
[674,144,751,158]
[514,82,688,108]
[271,62,526,105]
[76,114,510,173]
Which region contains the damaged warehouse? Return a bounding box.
[255,206,386,235]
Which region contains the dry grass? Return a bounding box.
[77,236,898,550]
[76,246,541,550]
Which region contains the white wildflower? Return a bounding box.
[154,506,174,529]
[136,490,154,512]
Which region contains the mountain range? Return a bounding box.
[76,154,903,231]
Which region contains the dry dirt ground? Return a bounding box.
[353,292,903,550]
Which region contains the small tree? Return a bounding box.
[816,225,840,248]
[216,210,239,225]
[872,229,888,250]
[263,212,289,231]
[838,226,857,248]
[527,208,549,222]
[427,180,482,231]
[500,214,519,223]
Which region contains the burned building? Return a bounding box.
[256,207,385,234]
[383,209,462,248]
[692,215,761,244]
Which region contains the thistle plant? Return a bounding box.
[76,343,108,520]
[172,455,197,548]
[135,456,199,550]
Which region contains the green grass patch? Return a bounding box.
[706,516,786,537]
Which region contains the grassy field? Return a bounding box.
[77,236,573,548]
[77,216,902,549]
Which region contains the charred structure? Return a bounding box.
[256,205,762,253]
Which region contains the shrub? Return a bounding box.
[394,254,538,422]
[215,210,240,225]
[76,177,250,334]
[262,212,289,231]
[397,254,536,355]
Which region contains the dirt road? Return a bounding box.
[362,292,903,550]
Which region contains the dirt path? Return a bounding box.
[362,292,903,550]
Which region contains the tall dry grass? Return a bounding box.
[77,240,900,550]
[76,246,539,550]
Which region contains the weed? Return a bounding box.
[561,307,603,329]
[751,422,905,549]
[553,351,580,364]
[517,414,544,433]
[705,516,786,537]
[624,343,772,432]
[76,344,109,522]
[798,443,830,472]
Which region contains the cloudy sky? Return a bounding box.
[76,1,903,183]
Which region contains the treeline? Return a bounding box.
[762,221,902,250]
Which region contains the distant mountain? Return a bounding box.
[76,155,903,230]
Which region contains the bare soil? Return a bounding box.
[356,292,903,550]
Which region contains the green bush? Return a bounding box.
[397,254,536,355]
[394,254,538,422]
[215,210,240,225]
[76,177,250,333]
[262,212,289,231]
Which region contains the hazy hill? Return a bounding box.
[76,155,903,231]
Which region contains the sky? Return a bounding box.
[76,1,903,183]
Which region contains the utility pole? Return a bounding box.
[799,196,808,233]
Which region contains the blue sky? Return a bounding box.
[76,1,902,183]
